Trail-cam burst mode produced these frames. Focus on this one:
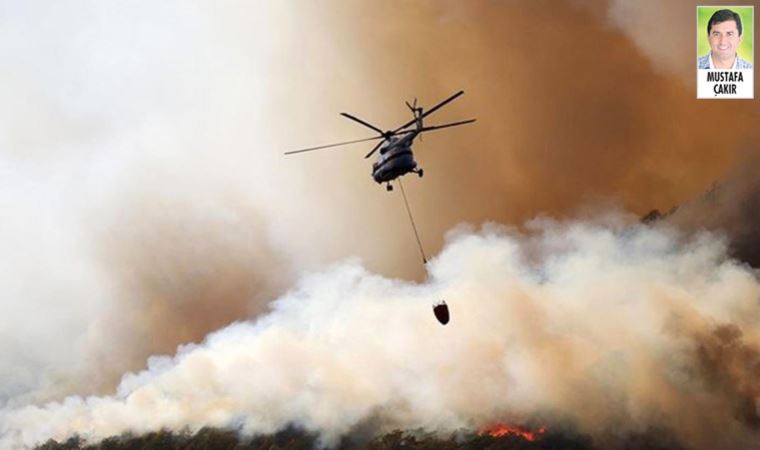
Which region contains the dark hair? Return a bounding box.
[707,9,743,36]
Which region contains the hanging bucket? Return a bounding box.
[433,301,450,325]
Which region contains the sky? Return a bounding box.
[0,1,759,449]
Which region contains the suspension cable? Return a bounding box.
[398,178,428,264]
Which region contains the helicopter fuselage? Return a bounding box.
[371,132,420,183]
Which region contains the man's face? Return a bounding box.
[708,20,742,61]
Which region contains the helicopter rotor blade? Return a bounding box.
[284,136,383,155]
[364,140,386,159]
[363,118,475,158]
[416,118,476,133]
[392,118,477,137]
[340,112,385,135]
[392,90,465,133]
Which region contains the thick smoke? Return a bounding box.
[603,0,696,78]
[322,0,759,243]
[3,219,760,449]
[667,150,760,268]
[0,1,397,401]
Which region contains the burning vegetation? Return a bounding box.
[34,425,697,450]
[30,425,588,450]
[479,423,546,442]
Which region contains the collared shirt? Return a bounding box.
[698,53,753,69]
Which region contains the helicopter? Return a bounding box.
[284,90,475,191]
[284,91,474,326]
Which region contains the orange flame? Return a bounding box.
[480,423,547,442]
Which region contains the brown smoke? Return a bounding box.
[667,150,760,267]
[696,324,760,428]
[289,0,759,263]
[81,181,291,392]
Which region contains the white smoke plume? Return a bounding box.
[3,218,759,449]
[0,0,371,403]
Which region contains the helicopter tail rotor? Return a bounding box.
[393,90,464,134]
[405,98,423,116]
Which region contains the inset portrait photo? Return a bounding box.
[697,6,754,99]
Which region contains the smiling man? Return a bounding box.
[698,9,752,69]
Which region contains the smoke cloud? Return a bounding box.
[667,150,760,268]
[0,1,306,402]
[2,220,760,449]
[304,0,760,265]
